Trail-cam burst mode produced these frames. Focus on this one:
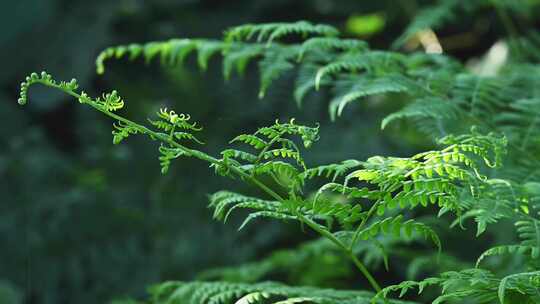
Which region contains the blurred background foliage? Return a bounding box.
[1,1,539,303]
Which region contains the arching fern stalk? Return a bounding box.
[18,71,384,294]
[19,70,510,303]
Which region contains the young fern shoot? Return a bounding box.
[18,71,386,293]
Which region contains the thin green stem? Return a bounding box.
[288,210,382,293]
[351,200,382,250]
[350,253,382,293]
[34,80,383,293]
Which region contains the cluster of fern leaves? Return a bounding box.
[18,1,540,303]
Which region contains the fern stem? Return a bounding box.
[229,166,383,293]
[31,79,383,294]
[351,200,382,249]
[349,253,383,293]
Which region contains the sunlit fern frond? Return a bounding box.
[376,268,540,304]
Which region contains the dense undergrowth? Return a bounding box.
[16,1,540,303]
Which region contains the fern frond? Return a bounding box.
[314,53,370,90]
[208,191,300,230]
[262,149,303,167]
[295,198,365,229]
[476,245,538,268]
[258,47,295,98]
[238,211,298,231]
[235,292,270,304]
[148,281,411,304]
[375,269,495,304]
[18,71,78,105]
[345,131,507,222]
[315,51,407,90]
[221,149,258,163]
[225,21,339,45]
[495,98,540,150]
[209,191,280,222]
[453,74,513,122]
[225,119,319,182]
[19,72,211,179]
[223,44,265,80]
[314,183,379,202]
[112,122,139,144]
[301,159,362,181]
[96,39,224,74]
[381,97,462,131]
[251,161,302,189]
[196,40,225,70]
[437,130,507,168]
[329,74,411,120]
[294,63,321,107]
[231,134,268,150]
[515,219,540,257]
[255,119,320,148]
[378,268,540,304]
[94,90,125,111]
[354,215,441,253]
[158,145,185,174]
[155,108,203,132]
[298,37,368,60]
[498,271,540,304]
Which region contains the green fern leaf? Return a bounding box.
[225,21,339,45]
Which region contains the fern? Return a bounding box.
[93,22,467,120]
[21,71,464,296]
[224,21,339,45]
[297,37,368,60]
[353,215,441,254]
[18,69,518,302]
[301,159,362,181]
[112,121,139,144]
[515,219,540,259]
[314,52,407,90]
[222,43,265,80]
[96,39,225,74]
[376,269,540,304]
[380,97,462,132]
[329,74,411,120]
[18,8,540,304]
[258,47,295,98]
[147,281,413,304]
[476,245,538,268]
